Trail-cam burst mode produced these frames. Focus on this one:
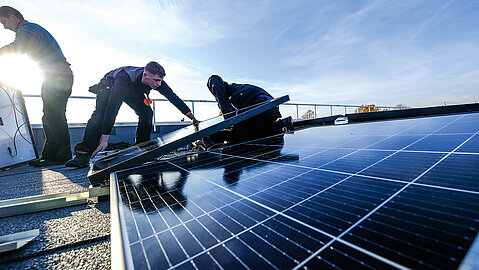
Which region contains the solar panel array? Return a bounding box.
[112,111,479,269]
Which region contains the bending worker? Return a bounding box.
[0,6,74,166]
[65,61,198,168]
[207,74,293,143]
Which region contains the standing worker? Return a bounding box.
[0,6,74,166]
[65,61,199,168]
[207,74,293,143]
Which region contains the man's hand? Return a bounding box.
[91,134,109,158]
[192,118,200,131]
[186,112,199,128]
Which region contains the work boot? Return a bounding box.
[29,158,66,167]
[280,116,294,132]
[28,159,41,166]
[65,154,90,168]
[34,159,67,167]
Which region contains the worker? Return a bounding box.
[206,74,293,143]
[65,61,199,168]
[0,6,74,166]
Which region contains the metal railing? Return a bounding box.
[23,94,402,123]
[283,102,400,119]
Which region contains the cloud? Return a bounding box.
[33,0,281,48]
[410,0,456,41]
[1,0,478,111]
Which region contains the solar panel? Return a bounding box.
[88,95,289,186]
[0,85,37,169]
[111,111,479,269]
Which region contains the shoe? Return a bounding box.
[280,116,294,132]
[65,154,90,168]
[32,159,67,167]
[28,159,41,166]
[29,157,50,166]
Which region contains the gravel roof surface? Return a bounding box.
[0,163,110,269]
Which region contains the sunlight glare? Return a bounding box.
[0,54,43,92]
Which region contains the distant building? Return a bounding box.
[301,109,315,119]
[355,104,379,113]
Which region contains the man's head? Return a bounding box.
[141,61,166,89]
[207,75,229,94]
[0,6,23,32]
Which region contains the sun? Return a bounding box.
[0,54,43,92]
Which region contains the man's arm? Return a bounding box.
[185,111,199,125]
[0,43,15,55]
[0,36,21,56]
[91,134,109,158]
[0,26,37,56]
[157,81,199,124]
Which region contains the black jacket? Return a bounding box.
[100,66,191,135]
[208,75,273,114]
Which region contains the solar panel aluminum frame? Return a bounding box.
[295,102,479,128]
[88,95,290,186]
[110,172,130,270]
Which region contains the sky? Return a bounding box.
[0,0,478,122]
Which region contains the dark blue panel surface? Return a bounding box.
[417,153,479,192]
[435,121,479,134]
[360,151,445,181]
[112,111,479,269]
[304,241,394,269]
[284,176,404,236]
[344,185,479,269]
[364,134,424,150]
[399,122,450,135]
[457,135,479,153]
[321,150,394,174]
[335,135,389,149]
[405,134,472,151]
[285,148,356,168]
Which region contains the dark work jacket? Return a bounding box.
[214,83,273,114]
[100,66,191,135]
[0,20,69,72]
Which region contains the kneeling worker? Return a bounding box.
[207,75,293,143]
[66,61,198,168]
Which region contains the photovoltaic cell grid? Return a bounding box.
[113,111,479,269]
